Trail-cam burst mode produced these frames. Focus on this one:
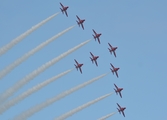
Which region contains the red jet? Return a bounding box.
[60,3,69,17]
[117,103,126,117]
[76,15,85,30]
[108,43,118,57]
[114,84,123,98]
[90,52,99,66]
[92,29,102,44]
[110,63,120,78]
[74,59,83,74]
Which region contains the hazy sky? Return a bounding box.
[0,0,167,120]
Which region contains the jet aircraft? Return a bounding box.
[74,59,83,74]
[90,52,99,66]
[92,29,102,44]
[114,84,123,98]
[117,103,126,117]
[110,63,120,78]
[108,43,118,57]
[60,3,69,17]
[76,15,85,30]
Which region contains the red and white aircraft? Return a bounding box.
[117,103,126,117]
[110,63,120,78]
[114,84,123,98]
[76,15,85,30]
[60,3,69,17]
[90,52,99,66]
[74,59,83,74]
[108,43,118,57]
[92,29,102,44]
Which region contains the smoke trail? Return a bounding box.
[0,69,73,114]
[97,112,116,120]
[55,93,113,120]
[0,39,91,105]
[0,12,59,56]
[0,25,75,80]
[13,73,108,120]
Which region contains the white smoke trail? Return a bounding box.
[13,73,108,120]
[0,25,75,80]
[0,12,59,56]
[97,112,116,120]
[0,69,73,114]
[55,93,113,120]
[0,39,91,105]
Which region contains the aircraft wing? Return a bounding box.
[95,60,98,66]
[110,63,114,69]
[117,103,121,109]
[92,29,97,35]
[90,52,94,57]
[115,71,119,78]
[114,84,118,89]
[122,111,125,117]
[97,37,100,44]
[81,23,84,30]
[64,11,68,17]
[108,43,112,48]
[119,92,122,98]
[76,15,80,20]
[60,2,64,8]
[74,59,79,65]
[79,67,82,74]
[113,51,117,57]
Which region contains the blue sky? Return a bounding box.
[0,0,167,120]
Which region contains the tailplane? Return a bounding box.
[110,68,114,74]
[60,8,63,13]
[76,21,80,27]
[108,48,112,55]
[114,88,117,94]
[74,64,78,70]
[90,57,93,63]
[92,35,96,40]
[117,108,121,114]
